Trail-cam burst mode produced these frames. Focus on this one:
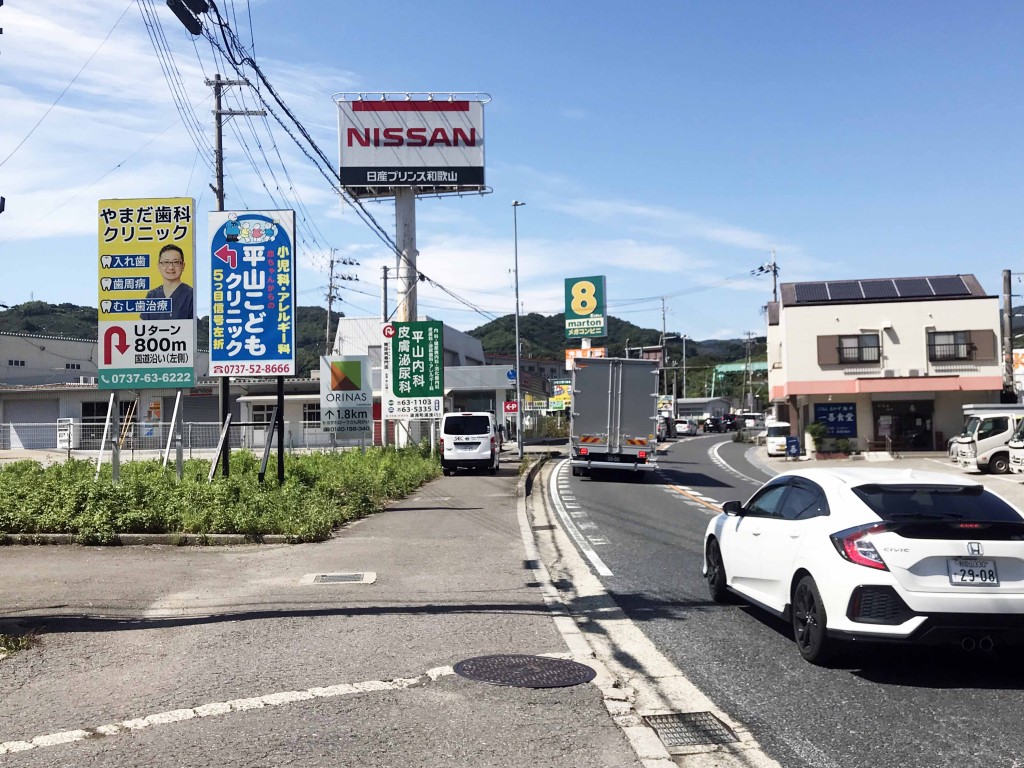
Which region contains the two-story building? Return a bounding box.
[767,274,1007,452]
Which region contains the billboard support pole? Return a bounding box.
[207,73,266,478]
[394,188,417,450]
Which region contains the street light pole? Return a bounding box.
[512,200,525,459]
[682,334,688,399]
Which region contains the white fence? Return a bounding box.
[0,421,366,459]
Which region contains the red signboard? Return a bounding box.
[503,401,519,414]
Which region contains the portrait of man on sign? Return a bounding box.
[140,243,194,320]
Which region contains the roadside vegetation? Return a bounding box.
[0,445,440,545]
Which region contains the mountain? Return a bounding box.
[467,313,758,365]
[0,301,341,379]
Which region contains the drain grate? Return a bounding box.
[454,654,596,688]
[300,572,376,585]
[643,712,739,747]
[316,574,364,583]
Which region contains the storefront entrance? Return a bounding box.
[872,400,936,452]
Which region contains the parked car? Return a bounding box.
[702,417,723,433]
[703,467,1024,664]
[675,418,698,436]
[439,411,499,476]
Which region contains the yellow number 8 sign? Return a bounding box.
[564,275,607,339]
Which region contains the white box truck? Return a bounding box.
[955,405,1024,474]
[570,357,658,479]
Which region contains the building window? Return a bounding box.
[251,404,275,423]
[838,334,881,364]
[928,331,973,361]
[7,360,26,367]
[65,363,81,370]
[303,403,321,424]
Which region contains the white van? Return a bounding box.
[764,420,792,457]
[439,411,500,476]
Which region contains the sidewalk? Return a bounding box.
[0,451,655,767]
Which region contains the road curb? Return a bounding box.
[0,533,291,546]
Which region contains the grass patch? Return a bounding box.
[0,445,441,545]
[0,630,38,657]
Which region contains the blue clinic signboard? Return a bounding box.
[208,210,296,376]
[814,402,857,437]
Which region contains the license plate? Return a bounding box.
[947,558,999,586]
[607,455,620,462]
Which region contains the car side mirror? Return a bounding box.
[722,500,743,516]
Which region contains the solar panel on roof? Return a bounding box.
[928,276,970,296]
[795,282,829,303]
[894,278,933,298]
[827,281,863,301]
[861,280,898,299]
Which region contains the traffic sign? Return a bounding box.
[506,368,517,381]
[503,400,519,414]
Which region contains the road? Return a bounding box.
[551,434,1024,768]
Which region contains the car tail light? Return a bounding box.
[580,447,589,456]
[830,523,889,571]
[490,436,496,450]
[439,438,444,451]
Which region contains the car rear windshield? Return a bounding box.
[852,484,1024,523]
[443,415,490,436]
[766,425,790,437]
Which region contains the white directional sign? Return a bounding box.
[320,356,373,437]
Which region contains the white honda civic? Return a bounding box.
[703,467,1024,664]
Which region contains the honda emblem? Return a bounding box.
[967,542,983,556]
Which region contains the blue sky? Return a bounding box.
[1,1,1021,341]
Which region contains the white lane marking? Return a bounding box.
[548,460,613,577]
[709,441,769,486]
[529,462,783,768]
[0,667,457,756]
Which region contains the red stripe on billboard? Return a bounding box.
[351,101,470,112]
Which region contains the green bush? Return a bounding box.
[0,446,441,545]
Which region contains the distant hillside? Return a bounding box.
[468,312,755,364]
[0,301,342,379]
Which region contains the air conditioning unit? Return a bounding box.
[908,369,921,377]
[77,376,97,384]
[883,369,896,378]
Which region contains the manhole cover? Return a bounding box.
[454,654,596,688]
[643,712,739,747]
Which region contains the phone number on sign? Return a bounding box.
[211,363,294,375]
[106,372,192,384]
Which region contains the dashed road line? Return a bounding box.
[549,460,613,576]
[0,666,458,756]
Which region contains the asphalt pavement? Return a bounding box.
[0,445,671,768]
[4,439,1024,767]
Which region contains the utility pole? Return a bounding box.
[660,297,667,395]
[207,73,265,477]
[325,250,336,354]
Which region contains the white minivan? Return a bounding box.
[440,411,500,476]
[764,420,792,457]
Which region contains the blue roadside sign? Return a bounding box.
[786,436,801,458]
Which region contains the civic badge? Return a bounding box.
[967,542,984,556]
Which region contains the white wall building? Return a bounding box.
[767,274,1005,452]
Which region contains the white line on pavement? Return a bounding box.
[0,667,457,756]
[548,460,613,577]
